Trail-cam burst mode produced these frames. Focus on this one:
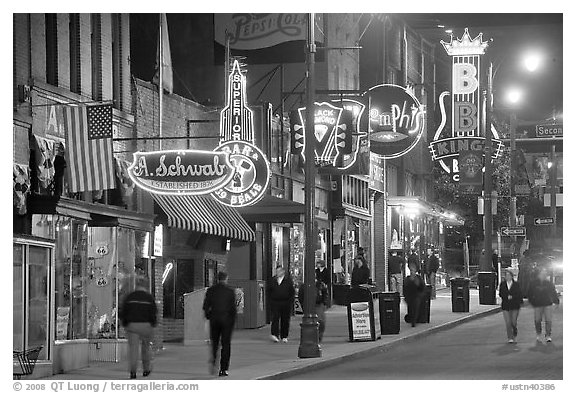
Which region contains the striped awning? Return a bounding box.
[152,194,255,242]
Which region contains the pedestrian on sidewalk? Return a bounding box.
[202,271,237,377]
[407,248,420,273]
[527,267,560,343]
[119,276,157,379]
[351,248,371,286]
[388,251,404,294]
[315,260,330,288]
[403,262,425,327]
[298,279,329,342]
[498,268,523,343]
[267,266,295,343]
[424,248,439,299]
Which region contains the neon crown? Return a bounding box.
[441,28,489,56]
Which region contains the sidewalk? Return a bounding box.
[40,288,501,380]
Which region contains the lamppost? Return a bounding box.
[298,12,321,359]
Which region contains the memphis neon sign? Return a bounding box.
[429,28,503,181]
[128,59,270,207]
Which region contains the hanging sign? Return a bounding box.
[428,28,504,182]
[128,59,270,207]
[290,99,369,174]
[211,60,271,207]
[458,150,483,194]
[364,84,426,159]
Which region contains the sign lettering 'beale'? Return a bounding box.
[428,28,503,183]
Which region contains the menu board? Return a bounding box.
[350,302,371,340]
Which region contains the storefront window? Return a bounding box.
[54,217,88,341]
[13,239,53,361]
[13,244,24,351]
[87,227,117,339]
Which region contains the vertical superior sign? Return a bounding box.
[64,103,116,193]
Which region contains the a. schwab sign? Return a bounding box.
[128,60,271,207]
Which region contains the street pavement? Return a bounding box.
[38,288,507,380]
[286,301,563,380]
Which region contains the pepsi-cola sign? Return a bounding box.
[365,84,426,159]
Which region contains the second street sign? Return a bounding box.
[534,217,555,226]
[501,226,526,237]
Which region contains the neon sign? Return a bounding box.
[128,59,270,208]
[365,84,426,159]
[211,60,271,207]
[290,99,367,173]
[429,28,503,182]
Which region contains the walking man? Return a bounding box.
[424,248,439,299]
[498,268,523,343]
[119,276,157,379]
[298,279,329,342]
[203,271,237,377]
[267,266,295,342]
[388,251,404,294]
[528,267,560,343]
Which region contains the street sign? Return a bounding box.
[501,226,526,237]
[536,124,562,138]
[534,217,555,226]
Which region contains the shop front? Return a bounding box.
[386,196,464,288]
[20,196,155,374]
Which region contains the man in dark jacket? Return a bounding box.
[424,248,440,299]
[203,271,237,377]
[267,266,295,342]
[119,277,157,379]
[351,248,371,286]
[407,248,420,273]
[528,268,560,343]
[315,260,330,288]
[388,251,405,294]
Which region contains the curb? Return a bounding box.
[257,305,501,380]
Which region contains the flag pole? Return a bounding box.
[159,13,164,151]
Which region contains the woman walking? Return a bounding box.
[498,269,523,343]
[528,267,560,343]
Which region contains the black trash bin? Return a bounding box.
[478,272,497,305]
[379,292,400,334]
[347,285,381,341]
[417,285,432,323]
[450,278,470,312]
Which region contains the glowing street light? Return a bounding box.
[523,52,543,72]
[505,87,524,105]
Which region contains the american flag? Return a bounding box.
[63,104,116,193]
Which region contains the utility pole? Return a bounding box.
[509,111,517,228]
[298,13,321,359]
[482,63,494,272]
[550,144,557,238]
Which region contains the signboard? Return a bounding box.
[214,14,323,50]
[235,287,245,314]
[534,217,554,226]
[536,124,562,138]
[429,28,503,181]
[154,224,163,257]
[369,153,385,192]
[501,227,526,237]
[290,99,368,174]
[364,84,426,159]
[350,302,372,340]
[458,150,483,194]
[56,306,70,340]
[515,184,531,196]
[128,59,271,208]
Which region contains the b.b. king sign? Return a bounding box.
[128,59,271,207]
[429,28,504,182]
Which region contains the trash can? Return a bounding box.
[417,285,432,323]
[450,277,470,312]
[379,292,400,334]
[478,272,497,305]
[347,285,381,341]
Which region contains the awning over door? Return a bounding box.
[152,194,255,242]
